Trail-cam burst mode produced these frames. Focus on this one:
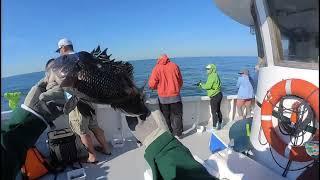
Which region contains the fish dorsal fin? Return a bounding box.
[90,48,96,54]
[101,48,107,56]
[91,46,101,57]
[97,48,109,61]
[96,45,101,53]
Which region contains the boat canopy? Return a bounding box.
[213,0,254,27]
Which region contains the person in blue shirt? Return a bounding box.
[236,69,254,120]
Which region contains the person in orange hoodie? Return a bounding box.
[149,54,184,138]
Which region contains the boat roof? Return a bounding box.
[213,0,254,27]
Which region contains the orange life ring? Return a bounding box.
[261,79,319,162]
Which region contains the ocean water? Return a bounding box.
[1,56,257,111]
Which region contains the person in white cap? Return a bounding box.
[55,38,75,55]
[197,64,223,131]
[52,38,112,163]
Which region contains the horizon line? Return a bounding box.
[2,55,257,78]
[128,55,256,61]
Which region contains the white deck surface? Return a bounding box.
[39,130,213,180]
[20,116,288,180]
[38,119,249,180]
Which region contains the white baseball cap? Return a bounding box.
[56,38,73,52]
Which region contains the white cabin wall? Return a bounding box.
[250,65,318,179]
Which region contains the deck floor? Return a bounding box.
[38,130,217,180]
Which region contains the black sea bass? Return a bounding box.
[46,46,150,117]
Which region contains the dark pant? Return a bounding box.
[210,92,223,127]
[159,101,183,136]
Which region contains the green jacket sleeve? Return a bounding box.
[1,107,47,180]
[144,132,216,180]
[211,74,221,91]
[200,73,216,90]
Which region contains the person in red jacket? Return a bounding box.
[149,54,184,138]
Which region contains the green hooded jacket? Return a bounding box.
[199,64,221,97]
[1,107,47,180]
[144,132,216,180]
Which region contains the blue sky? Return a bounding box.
[2,0,257,77]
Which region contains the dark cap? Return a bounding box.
[238,68,249,75]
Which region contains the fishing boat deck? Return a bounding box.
[38,119,286,180]
[2,95,289,180]
[8,112,287,180]
[39,128,214,180]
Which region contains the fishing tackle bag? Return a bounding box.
[47,128,81,166]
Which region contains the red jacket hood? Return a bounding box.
[149,54,183,97]
[157,54,170,65]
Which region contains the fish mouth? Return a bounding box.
[50,55,80,87]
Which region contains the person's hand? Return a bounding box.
[23,79,64,128]
[126,99,169,147]
[194,81,201,87]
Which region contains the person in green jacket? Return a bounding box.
[198,64,223,130]
[1,79,65,180]
[1,79,216,180]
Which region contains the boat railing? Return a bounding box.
[1,95,248,125]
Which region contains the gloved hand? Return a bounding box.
[23,78,64,128]
[126,99,169,147]
[39,86,66,105]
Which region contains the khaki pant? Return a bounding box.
[68,104,99,135]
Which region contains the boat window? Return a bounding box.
[251,2,266,67]
[268,0,319,68]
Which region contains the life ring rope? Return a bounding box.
[261,79,319,162]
